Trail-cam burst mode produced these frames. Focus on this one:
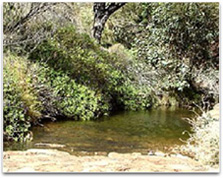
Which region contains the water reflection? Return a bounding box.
[4,107,193,155]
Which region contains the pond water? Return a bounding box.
[4,107,194,155]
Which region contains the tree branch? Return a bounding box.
[92,2,126,44]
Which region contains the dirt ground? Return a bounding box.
[3,149,218,173]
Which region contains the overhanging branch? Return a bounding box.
[92,2,126,44]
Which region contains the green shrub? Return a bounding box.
[27,60,111,121]
[4,25,154,141]
[128,2,219,105]
[136,2,219,66]
[30,26,123,87]
[3,82,30,141]
[3,53,111,142]
[134,3,219,81]
[116,82,152,110]
[48,69,110,120]
[3,54,42,141]
[29,26,152,110]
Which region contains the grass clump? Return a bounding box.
[179,105,219,167]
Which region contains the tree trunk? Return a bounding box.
[92,3,126,44]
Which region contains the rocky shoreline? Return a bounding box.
[3,149,218,173]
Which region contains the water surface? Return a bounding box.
[4,107,193,155]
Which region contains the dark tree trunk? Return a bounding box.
[92,2,126,44]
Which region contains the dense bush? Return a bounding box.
[3,53,111,141]
[128,2,219,106]
[30,26,123,88]
[115,82,152,110]
[4,26,153,141]
[29,26,152,110]
[96,2,218,94]
[136,3,219,66]
[3,54,42,141]
[36,64,110,120]
[98,2,218,107]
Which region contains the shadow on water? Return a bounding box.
[4,107,194,155]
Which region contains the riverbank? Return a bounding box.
[3,149,218,173]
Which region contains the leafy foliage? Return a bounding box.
[3,54,42,141]
[30,26,152,110]
[4,26,152,141]
[136,2,219,66]
[129,2,219,105]
[41,66,110,120]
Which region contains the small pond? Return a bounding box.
[4,107,194,155]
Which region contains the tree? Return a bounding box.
[92,2,126,44]
[3,2,76,54]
